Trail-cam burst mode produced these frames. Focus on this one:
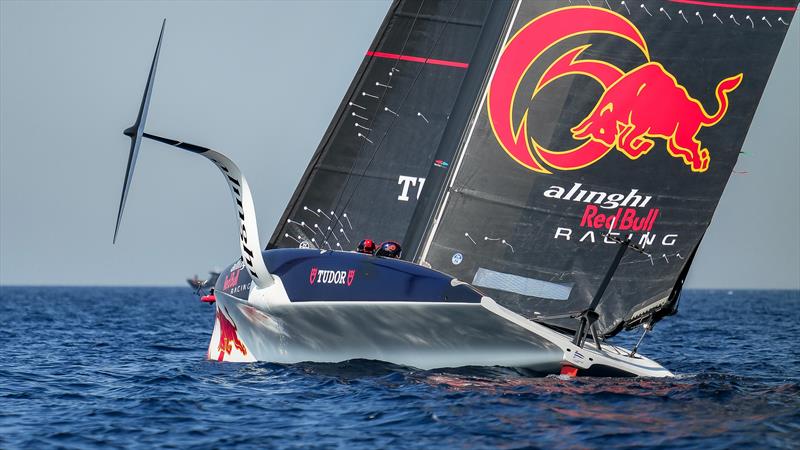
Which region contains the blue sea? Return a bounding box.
[1,288,798,449]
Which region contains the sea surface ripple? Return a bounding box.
[1,287,798,449]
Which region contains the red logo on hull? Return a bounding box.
[215,307,247,361]
[487,6,742,174]
[309,267,318,285]
[223,269,240,290]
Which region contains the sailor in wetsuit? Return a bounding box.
[375,241,402,259]
[356,239,377,254]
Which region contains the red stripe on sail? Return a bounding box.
[668,0,797,12]
[366,51,469,69]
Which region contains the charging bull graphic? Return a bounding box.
[488,6,742,174]
[572,63,742,172]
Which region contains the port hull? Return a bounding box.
[209,291,673,377]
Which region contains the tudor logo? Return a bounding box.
[309,267,356,286]
[487,6,741,174]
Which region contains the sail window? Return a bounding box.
[472,268,572,301]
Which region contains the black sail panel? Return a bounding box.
[403,1,517,258]
[420,0,798,335]
[268,0,496,251]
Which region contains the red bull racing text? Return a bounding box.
[545,182,676,249]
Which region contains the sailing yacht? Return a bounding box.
[114,0,798,376]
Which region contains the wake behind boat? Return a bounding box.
[113,1,798,377]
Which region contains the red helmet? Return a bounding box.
[356,239,376,254]
[376,241,402,259]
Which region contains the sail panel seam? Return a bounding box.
[366,51,469,68]
[313,164,418,182]
[395,11,484,27]
[667,0,797,11]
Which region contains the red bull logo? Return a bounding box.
[222,268,240,290]
[487,6,742,174]
[215,307,247,361]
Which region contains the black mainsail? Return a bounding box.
[268,0,513,251]
[270,0,797,337]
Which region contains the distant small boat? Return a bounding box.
[187,272,220,293]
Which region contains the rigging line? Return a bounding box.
[619,250,685,266]
[326,0,463,245]
[320,0,429,244]
[284,233,302,245]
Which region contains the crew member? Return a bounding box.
[356,239,377,254]
[375,241,402,259]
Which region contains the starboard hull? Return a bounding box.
[208,290,673,378]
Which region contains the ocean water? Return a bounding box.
[0,287,798,449]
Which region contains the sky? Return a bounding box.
[1,1,798,288]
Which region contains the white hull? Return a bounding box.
[208,291,673,377]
